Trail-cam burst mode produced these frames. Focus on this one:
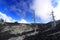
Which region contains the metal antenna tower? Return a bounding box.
[33,10,38,33]
[51,11,56,27]
[34,11,36,23]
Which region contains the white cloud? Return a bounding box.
[31,0,60,23]
[18,19,28,23]
[31,0,53,23]
[0,12,16,22]
[53,0,60,20]
[0,12,28,23]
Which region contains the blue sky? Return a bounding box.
[0,0,59,23]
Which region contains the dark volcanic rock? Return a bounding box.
[0,31,19,40]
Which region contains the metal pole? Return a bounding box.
[51,11,56,27]
[33,11,37,32]
[34,11,36,23]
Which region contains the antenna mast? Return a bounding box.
[51,11,56,27]
[34,11,36,23]
[33,11,37,33]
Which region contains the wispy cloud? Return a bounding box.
[0,0,34,23]
[0,12,28,23]
[10,0,33,17]
[0,12,16,22]
[18,19,28,23]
